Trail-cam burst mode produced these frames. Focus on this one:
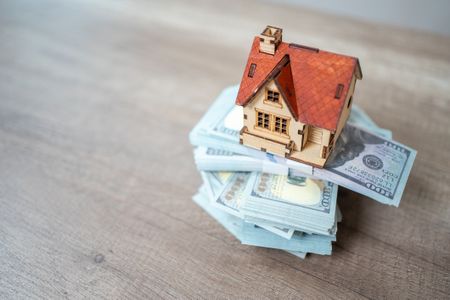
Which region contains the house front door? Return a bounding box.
[307,126,322,144]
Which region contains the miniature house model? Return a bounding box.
[236,26,363,168]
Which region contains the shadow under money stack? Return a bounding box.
[189,86,416,259]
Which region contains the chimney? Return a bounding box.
[259,25,283,55]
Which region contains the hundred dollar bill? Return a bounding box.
[240,223,332,254]
[201,171,295,239]
[239,172,338,235]
[193,186,333,255]
[190,85,415,206]
[211,172,249,217]
[248,202,343,233]
[316,124,416,206]
[201,171,233,201]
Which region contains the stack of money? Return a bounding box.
[190,85,416,258]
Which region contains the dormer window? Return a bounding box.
[266,90,280,103]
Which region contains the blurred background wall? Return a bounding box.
[273,0,450,36]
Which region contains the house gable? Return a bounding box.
[241,56,298,122]
[246,80,295,121]
[242,79,304,147]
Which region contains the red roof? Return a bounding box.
[236,37,362,132]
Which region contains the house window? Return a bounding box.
[266,90,280,103]
[274,116,288,134]
[256,110,289,136]
[257,111,270,129]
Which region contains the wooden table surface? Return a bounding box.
[1,0,449,299]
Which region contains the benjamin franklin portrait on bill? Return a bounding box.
[326,125,384,169]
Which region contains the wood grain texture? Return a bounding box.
[0,0,449,299]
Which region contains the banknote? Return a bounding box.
[190,85,415,206]
[256,224,296,240]
[202,171,295,239]
[201,170,233,201]
[245,198,343,230]
[213,172,250,217]
[240,222,333,254]
[193,186,333,255]
[316,124,416,206]
[206,169,339,235]
[240,172,338,235]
